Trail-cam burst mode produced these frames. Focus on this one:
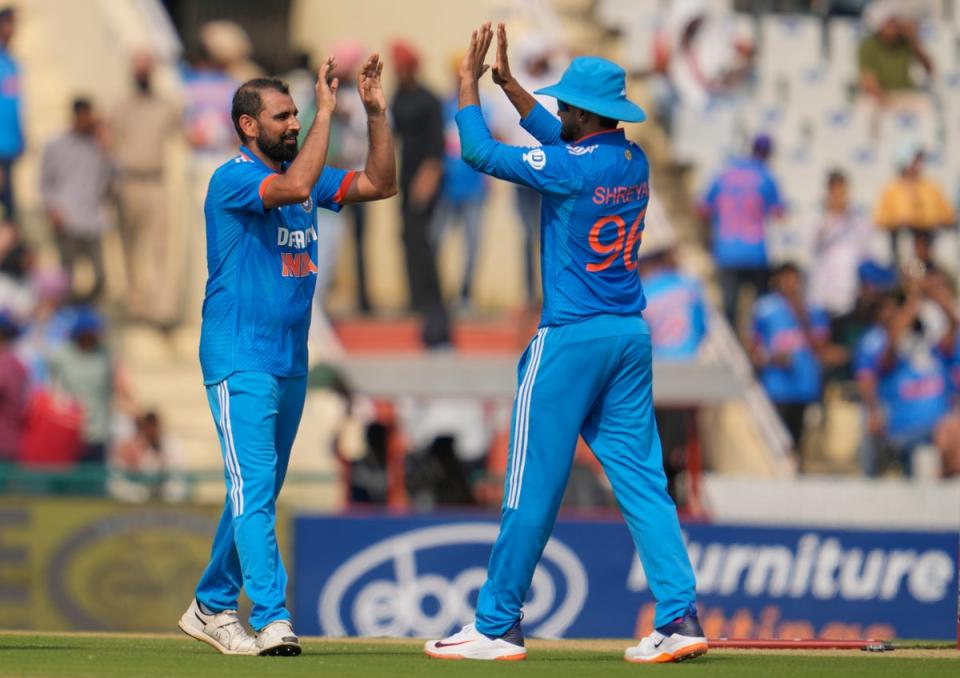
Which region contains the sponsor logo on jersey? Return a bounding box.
[522,148,547,171]
[277,226,318,250]
[567,145,598,156]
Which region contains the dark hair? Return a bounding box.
[72,97,92,115]
[827,168,846,186]
[597,114,618,130]
[772,261,801,278]
[231,78,290,143]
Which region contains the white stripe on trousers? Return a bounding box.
[218,381,244,516]
[507,328,548,510]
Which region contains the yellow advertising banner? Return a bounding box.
[0,499,288,631]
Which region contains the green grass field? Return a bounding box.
[0,634,956,678]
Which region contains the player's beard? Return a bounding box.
[559,117,579,142]
[258,129,299,163]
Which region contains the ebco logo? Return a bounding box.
[317,523,588,638]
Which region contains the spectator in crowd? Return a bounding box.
[0,6,23,221]
[750,263,832,458]
[638,217,707,506]
[110,50,182,327]
[490,34,565,305]
[46,308,118,464]
[0,309,27,463]
[807,170,874,333]
[200,20,263,84]
[873,138,955,266]
[639,220,707,361]
[0,224,34,317]
[110,410,186,502]
[828,260,898,379]
[858,0,933,107]
[15,267,75,385]
[181,44,237,156]
[701,134,784,329]
[656,0,754,115]
[856,271,958,476]
[328,40,374,314]
[433,52,489,310]
[390,41,450,347]
[40,98,114,303]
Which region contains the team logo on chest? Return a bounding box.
[301,196,314,212]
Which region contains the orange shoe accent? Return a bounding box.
[494,653,526,661]
[424,649,526,661]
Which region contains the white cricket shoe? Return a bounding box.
[624,607,708,663]
[178,599,257,655]
[256,619,302,656]
[424,622,526,661]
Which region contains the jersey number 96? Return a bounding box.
[586,207,646,273]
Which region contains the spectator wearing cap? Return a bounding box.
[40,97,114,303]
[46,308,115,463]
[700,134,785,330]
[0,309,27,463]
[858,0,933,107]
[390,40,450,347]
[750,263,832,459]
[855,271,958,476]
[874,138,955,266]
[109,50,182,326]
[0,6,23,221]
[807,170,874,336]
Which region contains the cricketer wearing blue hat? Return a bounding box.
[425,23,704,664]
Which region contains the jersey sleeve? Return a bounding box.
[210,159,276,214]
[691,281,708,348]
[313,166,356,213]
[456,104,583,196]
[519,102,563,146]
[810,308,831,342]
[854,331,885,379]
[761,170,785,216]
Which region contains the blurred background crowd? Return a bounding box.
[1,0,960,515]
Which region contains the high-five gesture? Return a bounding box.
[491,22,513,86]
[316,56,339,114]
[460,22,494,83]
[357,53,386,115]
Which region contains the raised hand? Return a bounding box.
[357,53,386,115]
[491,22,513,87]
[460,22,494,82]
[316,56,339,114]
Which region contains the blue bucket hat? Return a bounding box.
[534,56,646,123]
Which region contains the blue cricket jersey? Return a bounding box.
[855,327,950,437]
[641,269,707,360]
[199,146,354,384]
[703,158,783,269]
[0,47,23,159]
[457,103,649,326]
[752,293,829,403]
